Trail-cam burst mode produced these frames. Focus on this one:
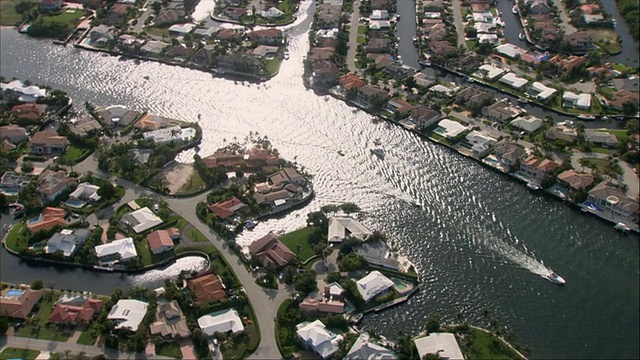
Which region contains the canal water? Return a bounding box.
[0,2,638,358]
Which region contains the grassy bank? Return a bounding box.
[279,227,316,261]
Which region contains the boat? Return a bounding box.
[395,13,400,20]
[527,182,541,191]
[517,97,529,104]
[519,32,525,41]
[464,77,475,83]
[143,76,150,80]
[337,150,345,156]
[373,138,382,146]
[544,272,566,285]
[284,50,290,60]
[370,148,385,159]
[614,222,631,233]
[93,265,114,272]
[245,220,258,230]
[577,115,596,121]
[512,5,518,14]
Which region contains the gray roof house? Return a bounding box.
[47,228,91,257]
[584,129,618,148]
[493,140,527,169]
[139,41,169,58]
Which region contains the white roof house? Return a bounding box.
[327,215,373,243]
[478,33,499,45]
[69,182,101,202]
[356,271,395,302]
[369,20,391,30]
[473,12,494,23]
[498,73,528,90]
[510,115,544,133]
[476,64,506,81]
[316,28,340,39]
[296,320,343,359]
[346,332,397,359]
[94,237,138,263]
[261,7,284,19]
[434,119,468,139]
[168,23,195,35]
[429,84,458,97]
[563,91,591,110]
[528,82,557,101]
[198,309,244,336]
[464,131,497,155]
[107,299,149,332]
[371,9,389,20]
[1,80,47,102]
[46,228,91,257]
[495,43,527,58]
[122,207,163,233]
[142,126,196,144]
[414,333,464,360]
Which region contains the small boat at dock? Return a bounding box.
[370,148,385,159]
[614,222,631,234]
[544,272,566,285]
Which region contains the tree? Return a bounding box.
[425,317,441,333]
[622,101,638,115]
[97,182,116,200]
[625,119,639,134]
[21,161,34,173]
[293,270,318,295]
[339,253,367,271]
[0,316,9,335]
[30,279,44,290]
[0,193,7,214]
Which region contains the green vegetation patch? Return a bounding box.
[357,36,366,44]
[187,226,208,242]
[4,222,26,253]
[279,227,316,261]
[15,293,71,341]
[155,341,183,359]
[579,157,623,176]
[62,144,92,162]
[616,0,639,41]
[357,25,367,34]
[41,9,83,26]
[605,129,629,143]
[263,58,282,75]
[0,348,40,360]
[177,168,207,195]
[457,327,525,360]
[589,28,622,54]
[0,0,38,26]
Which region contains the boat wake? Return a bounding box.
[489,238,551,277]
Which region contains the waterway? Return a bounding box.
[0,2,638,358]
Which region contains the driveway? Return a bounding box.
[179,339,196,360]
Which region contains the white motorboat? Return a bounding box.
[512,5,518,15]
[544,272,566,285]
[519,33,525,41]
[527,182,541,191]
[370,148,385,159]
[614,222,631,233]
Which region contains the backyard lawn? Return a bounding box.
[62,144,92,162]
[605,129,629,143]
[279,227,316,261]
[0,0,38,26]
[187,226,208,242]
[41,9,84,27]
[357,36,366,44]
[357,25,367,34]
[155,341,183,359]
[177,169,207,195]
[458,327,525,360]
[580,157,623,176]
[15,293,71,341]
[134,238,176,267]
[589,28,622,54]
[263,58,282,75]
[0,348,40,360]
[3,222,26,252]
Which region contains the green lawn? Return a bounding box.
[357,25,367,34]
[15,293,71,341]
[263,58,282,75]
[144,26,171,39]
[279,227,316,261]
[76,325,98,345]
[187,226,208,242]
[458,328,525,360]
[580,157,623,176]
[589,28,622,54]
[0,348,40,360]
[155,341,183,359]
[41,9,84,27]
[135,238,176,267]
[357,36,366,44]
[466,40,477,50]
[177,169,207,195]
[0,0,37,26]
[605,129,629,143]
[612,63,634,74]
[3,222,26,253]
[62,144,92,162]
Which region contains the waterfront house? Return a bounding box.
[0,124,28,144]
[139,41,169,59]
[423,22,447,41]
[46,228,91,257]
[557,169,594,192]
[510,115,544,134]
[1,80,47,103]
[311,60,341,89]
[164,45,191,62]
[382,63,415,80]
[498,73,528,90]
[48,296,103,325]
[429,84,459,98]
[28,207,67,233]
[308,47,335,61]
[414,333,464,360]
[70,114,102,136]
[549,55,587,74]
[433,119,468,140]
[95,237,138,265]
[299,282,346,314]
[346,332,397,360]
[455,87,493,111]
[269,168,304,187]
[187,271,227,303]
[584,129,618,148]
[563,91,591,110]
[370,9,389,20]
[97,105,140,128]
[356,86,389,108]
[412,72,435,88]
[482,100,522,123]
[586,181,639,225]
[208,196,247,220]
[188,45,215,68]
[253,189,292,205]
[327,215,373,243]
[410,105,440,129]
[88,25,114,47]
[40,0,62,10]
[253,45,279,59]
[547,125,579,143]
[198,309,244,336]
[222,6,247,20]
[0,287,44,319]
[107,299,148,332]
[296,320,343,359]
[142,126,195,143]
[247,29,283,45]
[168,23,195,36]
[147,228,179,255]
[493,140,527,170]
[337,73,365,93]
[476,64,506,81]
[122,207,163,233]
[385,97,413,115]
[494,44,527,59]
[10,103,47,120]
[29,130,69,155]
[261,7,284,20]
[565,31,593,52]
[149,300,191,340]
[37,170,74,202]
[354,240,400,270]
[356,270,394,303]
[519,155,559,184]
[68,182,101,205]
[133,114,168,131]
[528,82,557,102]
[462,130,498,156]
[428,41,457,58]
[249,233,296,268]
[216,52,261,75]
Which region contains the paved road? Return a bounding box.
[73,154,292,359]
[0,336,174,360]
[133,0,158,34]
[451,0,467,48]
[549,0,577,35]
[346,0,362,73]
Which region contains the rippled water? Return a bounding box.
[1,3,639,358]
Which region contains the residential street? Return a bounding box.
[346,1,362,72]
[451,0,467,49]
[72,153,292,360]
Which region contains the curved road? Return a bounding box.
[74,155,291,359]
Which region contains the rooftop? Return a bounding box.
[107,299,148,332]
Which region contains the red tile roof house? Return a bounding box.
[338,74,366,93]
[10,103,47,120]
[28,207,68,233]
[36,170,75,202]
[186,271,227,303]
[48,297,104,325]
[0,287,44,319]
[147,228,180,255]
[208,196,247,220]
[29,130,69,155]
[249,233,296,268]
[557,169,594,194]
[519,155,559,184]
[0,124,28,144]
[223,6,248,20]
[247,29,283,45]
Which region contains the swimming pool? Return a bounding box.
[5,289,24,298]
[0,189,19,196]
[27,216,42,225]
[65,199,86,208]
